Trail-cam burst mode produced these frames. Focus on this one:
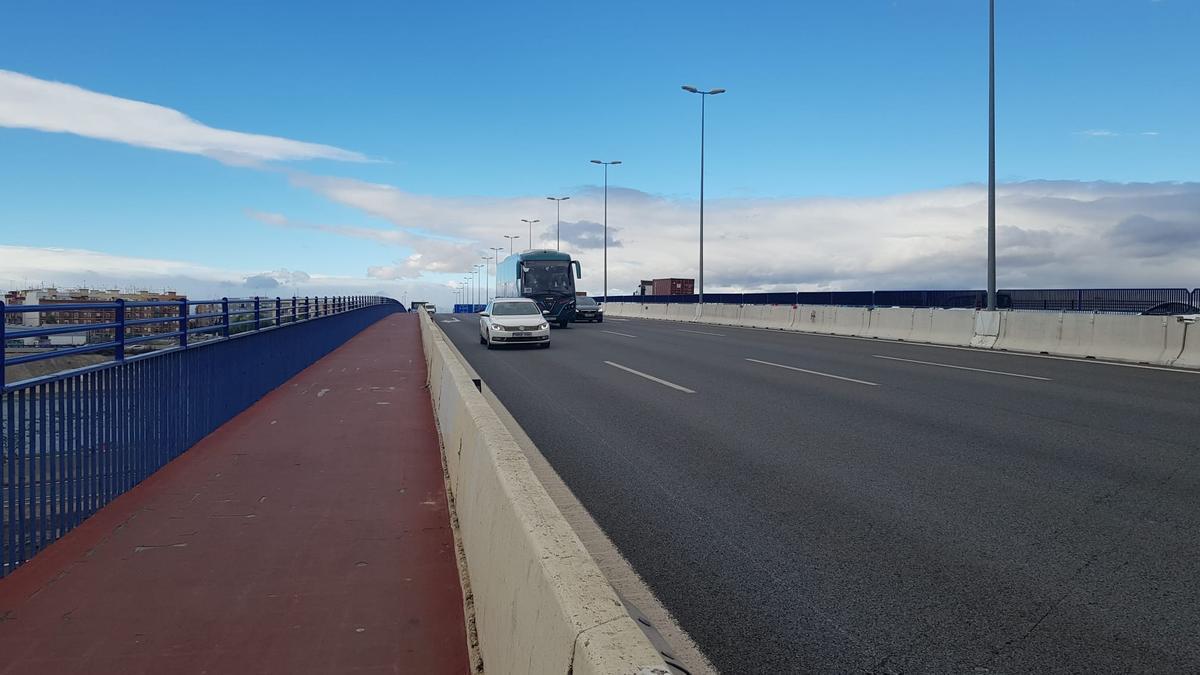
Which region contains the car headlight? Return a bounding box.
[491,323,508,331]
[540,322,549,330]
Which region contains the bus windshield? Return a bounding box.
[522,261,573,294]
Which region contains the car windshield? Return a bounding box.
[576,297,597,307]
[492,302,541,316]
[522,261,573,294]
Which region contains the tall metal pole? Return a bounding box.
[480,254,489,302]
[699,92,706,304]
[682,86,724,304]
[522,219,540,246]
[987,0,997,310]
[490,247,504,297]
[505,234,520,256]
[547,197,570,250]
[590,161,621,303]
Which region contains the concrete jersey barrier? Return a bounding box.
[741,304,795,330]
[419,312,670,675]
[618,301,1200,370]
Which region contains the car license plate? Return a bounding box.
[513,331,532,337]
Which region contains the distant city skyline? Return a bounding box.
[1,1,1197,306]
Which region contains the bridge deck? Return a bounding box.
[0,313,469,674]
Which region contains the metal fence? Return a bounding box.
[601,288,1199,314]
[2,295,404,577]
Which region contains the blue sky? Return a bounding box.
[1,1,1197,302]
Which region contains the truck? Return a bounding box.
[495,249,582,327]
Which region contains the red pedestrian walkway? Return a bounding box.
[0,313,469,674]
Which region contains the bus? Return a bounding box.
[495,249,582,327]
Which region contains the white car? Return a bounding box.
[479,298,551,349]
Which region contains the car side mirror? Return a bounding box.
[479,311,490,317]
[572,260,582,279]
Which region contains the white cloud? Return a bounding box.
[0,69,369,165]
[0,244,427,300]
[1076,129,1120,137]
[278,176,1200,295]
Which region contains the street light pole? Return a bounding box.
[490,246,504,297]
[546,197,570,251]
[521,219,540,247]
[590,160,621,303]
[987,0,997,311]
[480,256,493,304]
[681,85,725,304]
[504,234,521,257]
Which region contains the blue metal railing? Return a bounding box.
[2,295,405,577]
[601,288,1200,314]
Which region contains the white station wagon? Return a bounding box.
[479,298,551,349]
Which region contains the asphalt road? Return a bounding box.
[435,313,1200,673]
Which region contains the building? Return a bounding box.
[3,288,186,343]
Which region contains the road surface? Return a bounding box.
[437,312,1200,673]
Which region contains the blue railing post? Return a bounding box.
[1,300,6,389]
[221,297,230,337]
[114,299,126,361]
[254,297,261,331]
[275,297,282,326]
[178,300,189,348]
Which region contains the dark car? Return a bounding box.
[574,296,602,322]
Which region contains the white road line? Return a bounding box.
[872,355,1052,381]
[745,358,879,386]
[601,330,638,338]
[679,329,726,337]
[606,318,631,322]
[604,361,696,393]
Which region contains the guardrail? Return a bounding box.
[2,295,405,577]
[603,287,1200,314]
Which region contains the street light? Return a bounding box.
[681,84,725,304]
[546,196,570,251]
[521,219,541,247]
[474,265,484,308]
[464,275,472,307]
[590,160,621,303]
[986,0,997,310]
[504,234,521,256]
[480,256,493,304]
[490,246,504,297]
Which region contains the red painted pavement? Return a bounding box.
[0,313,470,674]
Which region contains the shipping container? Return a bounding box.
[652,278,695,296]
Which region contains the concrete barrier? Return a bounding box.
[1064,313,1181,364]
[790,305,836,334]
[866,308,916,341]
[925,309,977,347]
[741,304,795,330]
[697,303,742,326]
[419,312,670,675]
[664,303,699,322]
[622,300,1200,370]
[1173,319,1200,368]
[829,306,871,336]
[602,302,631,318]
[642,304,670,321]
